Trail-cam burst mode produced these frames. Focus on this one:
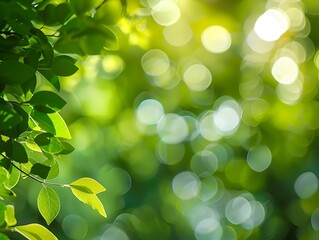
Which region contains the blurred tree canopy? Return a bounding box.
[2,0,319,239]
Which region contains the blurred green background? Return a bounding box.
[10,0,319,239]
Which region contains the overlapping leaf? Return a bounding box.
[70,178,106,217]
[30,91,66,113]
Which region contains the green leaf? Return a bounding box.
[70,177,106,194]
[0,167,9,184]
[0,62,36,85]
[30,29,54,66]
[70,186,107,217]
[30,91,66,113]
[0,99,22,132]
[55,24,118,55]
[21,75,37,95]
[94,0,124,25]
[0,184,15,198]
[69,0,103,16]
[59,142,75,155]
[37,187,60,225]
[24,49,41,68]
[38,69,60,91]
[34,133,63,154]
[30,163,51,179]
[0,201,6,227]
[54,34,85,55]
[4,205,17,227]
[70,177,106,217]
[78,26,119,54]
[43,4,58,25]
[55,3,73,24]
[45,160,59,180]
[2,104,29,138]
[14,223,58,240]
[4,165,20,189]
[41,42,54,67]
[7,141,28,163]
[51,56,78,76]
[30,110,71,139]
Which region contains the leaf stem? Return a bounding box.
[0,153,68,187]
[11,163,69,187]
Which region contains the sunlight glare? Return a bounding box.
[183,64,212,91]
[151,0,181,26]
[254,9,289,42]
[271,57,299,85]
[201,25,232,53]
[141,49,170,76]
[213,100,241,134]
[136,99,164,125]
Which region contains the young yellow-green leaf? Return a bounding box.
[69,186,107,217]
[37,187,60,225]
[0,167,9,183]
[4,165,20,189]
[30,110,71,139]
[29,91,66,113]
[14,223,57,240]
[45,160,59,180]
[70,177,106,194]
[4,205,17,227]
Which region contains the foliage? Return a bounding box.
[3,0,319,239]
[0,0,126,238]
[47,0,319,239]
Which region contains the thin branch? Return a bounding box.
[11,162,43,184]
[0,153,69,187]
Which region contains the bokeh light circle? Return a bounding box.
[190,151,218,175]
[225,197,252,225]
[247,145,272,172]
[164,21,193,47]
[62,214,88,240]
[195,217,223,240]
[101,225,129,240]
[272,57,299,85]
[156,141,185,165]
[151,0,181,26]
[254,9,290,42]
[311,208,319,231]
[201,25,232,53]
[141,49,170,76]
[157,113,189,144]
[294,172,318,199]
[136,99,164,125]
[183,64,212,91]
[213,100,241,134]
[172,171,200,200]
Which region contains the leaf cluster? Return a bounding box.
[0,0,126,238]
